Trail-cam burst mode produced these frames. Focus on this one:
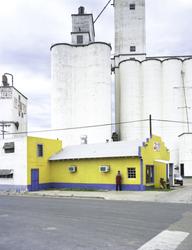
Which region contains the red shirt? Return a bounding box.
[116,174,122,184]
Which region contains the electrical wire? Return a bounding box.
[0,119,149,136]
[0,118,191,137]
[94,0,112,24]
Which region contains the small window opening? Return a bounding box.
[130,46,136,52]
[77,35,83,44]
[128,168,136,178]
[0,170,13,178]
[37,144,43,157]
[130,4,135,10]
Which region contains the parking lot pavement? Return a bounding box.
[1,178,192,204]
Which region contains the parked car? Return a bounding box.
[174,174,183,186]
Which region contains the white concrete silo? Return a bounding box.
[119,60,142,140]
[141,59,162,138]
[51,6,112,145]
[113,0,146,138]
[183,59,192,132]
[161,59,184,163]
[51,42,112,145]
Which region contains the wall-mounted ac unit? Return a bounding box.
[99,165,110,173]
[68,166,77,173]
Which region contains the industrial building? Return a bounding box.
[0,0,191,192]
[0,73,27,139]
[112,0,192,176]
[50,0,192,177]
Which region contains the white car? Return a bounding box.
[174,174,183,186]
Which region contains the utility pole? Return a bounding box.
[149,114,152,138]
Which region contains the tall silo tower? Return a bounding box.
[114,0,146,63]
[113,0,146,139]
[51,7,112,145]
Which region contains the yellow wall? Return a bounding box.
[50,157,141,185]
[141,135,170,187]
[154,162,167,188]
[26,134,170,190]
[27,137,62,185]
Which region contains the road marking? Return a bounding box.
[137,230,189,250]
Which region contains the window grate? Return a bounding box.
[128,168,136,178]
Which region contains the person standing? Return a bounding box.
[116,170,122,191]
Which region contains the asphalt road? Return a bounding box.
[0,196,192,250]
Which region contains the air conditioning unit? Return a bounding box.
[68,166,77,173]
[99,165,110,173]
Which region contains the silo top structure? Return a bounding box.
[71,6,95,45]
[114,0,146,62]
[51,6,112,145]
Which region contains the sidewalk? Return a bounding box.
[28,189,171,202]
[1,179,192,204]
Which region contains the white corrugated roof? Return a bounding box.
[49,140,143,161]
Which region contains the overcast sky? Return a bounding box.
[0,0,192,133]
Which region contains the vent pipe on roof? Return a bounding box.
[80,135,87,144]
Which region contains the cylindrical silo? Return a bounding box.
[183,59,192,132]
[162,59,184,162]
[141,59,162,138]
[51,42,112,145]
[119,60,142,140]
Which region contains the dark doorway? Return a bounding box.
[180,164,184,177]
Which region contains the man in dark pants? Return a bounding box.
[116,170,122,191]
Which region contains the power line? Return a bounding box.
[94,0,112,24]
[0,118,192,137]
[0,119,149,136]
[152,118,192,124]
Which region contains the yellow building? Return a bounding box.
[0,135,169,192]
[48,135,170,191]
[27,137,62,191]
[0,136,62,192]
